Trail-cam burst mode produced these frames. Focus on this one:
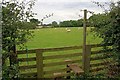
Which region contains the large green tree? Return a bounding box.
[91,1,120,77]
[88,13,110,28]
[2,0,36,79]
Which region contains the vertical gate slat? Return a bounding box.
[36,49,43,78]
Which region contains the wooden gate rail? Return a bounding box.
[17,43,113,78]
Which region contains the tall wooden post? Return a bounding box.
[36,49,44,78]
[83,9,87,54]
[83,45,91,73]
[82,9,87,71]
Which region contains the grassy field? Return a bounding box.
[24,27,102,50]
[18,27,104,77]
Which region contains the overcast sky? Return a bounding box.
[31,0,119,24]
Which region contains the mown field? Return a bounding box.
[24,27,102,49]
[18,27,106,78]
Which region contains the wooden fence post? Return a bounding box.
[83,45,91,74]
[83,9,87,49]
[36,49,44,78]
[82,9,87,70]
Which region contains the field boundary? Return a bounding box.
[17,43,114,78]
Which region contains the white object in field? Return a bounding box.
[67,29,71,32]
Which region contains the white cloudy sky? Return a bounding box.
[31,0,119,24]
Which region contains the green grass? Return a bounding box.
[24,27,102,50]
[18,27,104,77]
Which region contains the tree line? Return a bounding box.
[50,19,83,27]
[50,13,109,28]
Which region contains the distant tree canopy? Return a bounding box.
[51,19,83,27]
[77,19,84,27]
[30,18,40,28]
[59,20,83,27]
[51,21,58,27]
